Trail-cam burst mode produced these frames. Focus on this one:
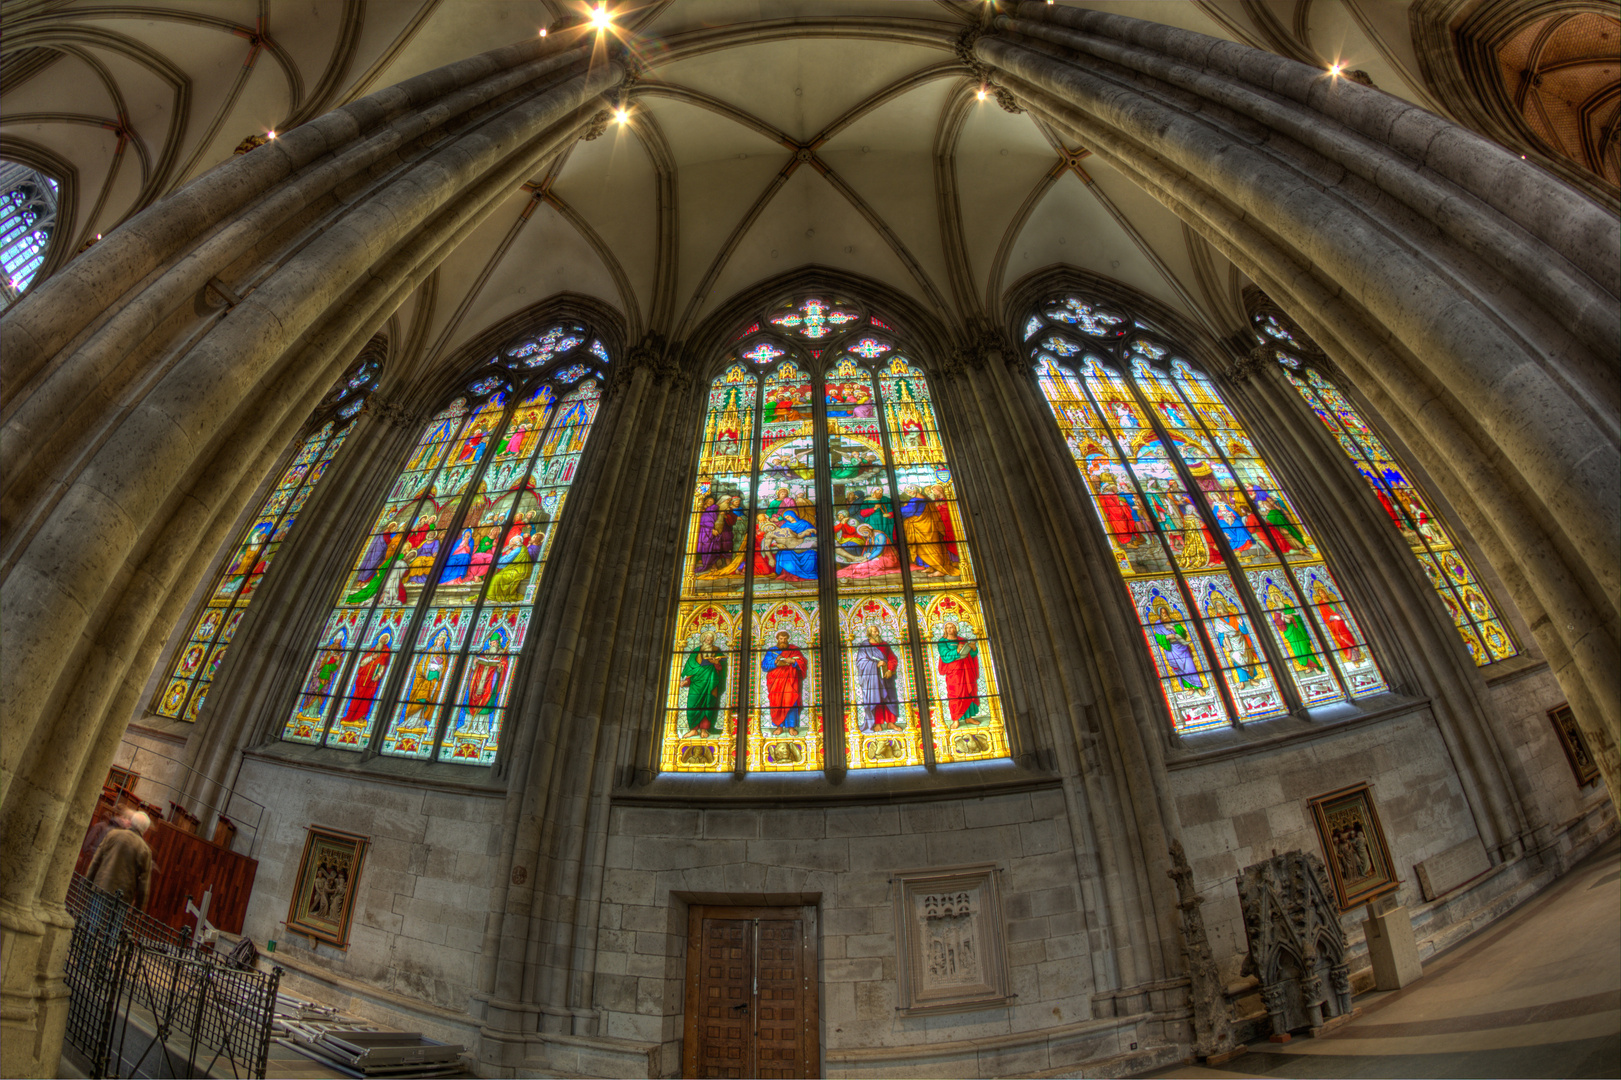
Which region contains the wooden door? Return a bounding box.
[683,905,819,1079]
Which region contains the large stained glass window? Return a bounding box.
[283,325,609,766]
[1028,295,1386,734]
[154,350,381,722]
[662,295,1010,774]
[1253,310,1518,666]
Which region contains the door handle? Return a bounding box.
[730,1002,749,1012]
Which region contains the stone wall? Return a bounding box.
[595,788,1146,1078]
[231,756,504,1013]
[1170,706,1480,983]
[1488,664,1612,843]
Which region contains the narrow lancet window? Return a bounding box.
[1029,295,1386,733]
[1253,310,1518,665]
[155,350,381,721]
[661,296,1010,774]
[283,326,607,765]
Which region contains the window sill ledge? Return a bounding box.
[241,742,506,795]
[1162,692,1432,771]
[614,757,1061,807]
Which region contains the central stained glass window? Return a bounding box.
[1027,294,1387,733]
[661,296,1011,774]
[283,325,608,766]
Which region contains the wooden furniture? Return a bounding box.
[167,801,201,835]
[212,815,238,848]
[144,818,259,935]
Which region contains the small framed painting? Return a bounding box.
[285,826,369,947]
[1547,703,1600,788]
[1307,783,1398,910]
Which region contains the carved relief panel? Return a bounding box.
[892,863,1010,1013]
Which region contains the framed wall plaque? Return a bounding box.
[892,862,1010,1014]
[285,826,369,947]
[1307,783,1398,910]
[1548,703,1600,788]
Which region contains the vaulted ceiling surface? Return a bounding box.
[2,0,1464,368]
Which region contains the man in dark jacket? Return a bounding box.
[87,810,154,909]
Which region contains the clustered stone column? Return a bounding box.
[0,30,625,1075]
[974,1,1621,803]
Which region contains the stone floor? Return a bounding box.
[1146,836,1620,1080]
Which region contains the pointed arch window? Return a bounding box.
[662,295,1010,774]
[1252,310,1518,666]
[1027,295,1387,733]
[282,326,609,766]
[0,164,57,298]
[154,349,382,721]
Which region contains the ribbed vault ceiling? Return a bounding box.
[3,0,1454,370]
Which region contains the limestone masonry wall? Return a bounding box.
[1170,708,1478,983]
[231,757,504,1012]
[599,788,1099,1069]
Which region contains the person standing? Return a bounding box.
[88,811,154,910]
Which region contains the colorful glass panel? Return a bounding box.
[284,330,607,763]
[660,310,1011,775]
[159,355,376,722]
[1031,294,1390,731]
[1281,365,1516,666]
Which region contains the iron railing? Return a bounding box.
[63,873,281,1078]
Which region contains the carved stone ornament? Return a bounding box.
[1237,850,1355,1040]
[892,863,1011,1014]
[1168,841,1240,1060]
[954,25,1024,115]
[581,109,612,142]
[369,397,417,429]
[1225,345,1274,383]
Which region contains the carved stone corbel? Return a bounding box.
[954,25,1024,115]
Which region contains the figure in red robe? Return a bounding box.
[760,631,807,731]
[934,621,982,726]
[341,634,393,729]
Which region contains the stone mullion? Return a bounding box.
[4,90,616,995]
[975,13,1619,790]
[811,367,847,777]
[614,370,702,788]
[485,359,661,1016]
[1016,76,1619,802]
[977,348,1181,999]
[181,406,426,811]
[546,363,679,1027]
[933,361,1041,760]
[1239,266,1598,823]
[1222,361,1542,855]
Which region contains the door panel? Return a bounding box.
[683,905,819,1079]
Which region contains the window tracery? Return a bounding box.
[1253,311,1519,666]
[0,163,57,301]
[154,350,382,722]
[282,326,608,765]
[662,296,1010,775]
[1028,295,1387,733]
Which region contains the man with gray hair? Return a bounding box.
[87,810,154,910]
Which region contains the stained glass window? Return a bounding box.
[283,326,607,765]
[661,298,1010,774]
[153,351,381,722]
[1029,295,1387,733]
[1253,310,1518,665]
[0,165,56,297]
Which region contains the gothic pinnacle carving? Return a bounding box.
[1168,841,1239,1061]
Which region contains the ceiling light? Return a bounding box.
[614,107,629,124]
[267,130,277,139]
[539,26,548,37]
[591,4,612,32]
[1328,63,1343,76]
[976,86,988,101]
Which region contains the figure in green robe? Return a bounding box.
[680,632,728,736]
[1271,605,1322,672]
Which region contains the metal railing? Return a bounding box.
[63,874,281,1078]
